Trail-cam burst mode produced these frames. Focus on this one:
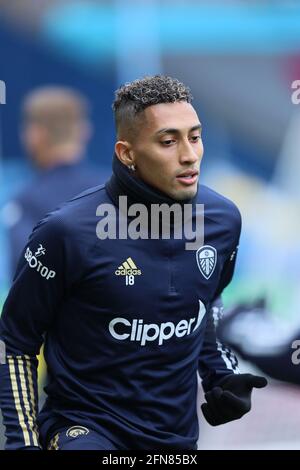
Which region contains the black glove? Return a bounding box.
[201,373,267,426]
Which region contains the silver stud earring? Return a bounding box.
[128,164,136,172]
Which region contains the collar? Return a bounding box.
[105,154,198,210]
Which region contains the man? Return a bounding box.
[0,76,267,450]
[1,86,101,276]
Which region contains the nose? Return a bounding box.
[178,139,203,165]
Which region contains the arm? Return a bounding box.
[199,212,241,392]
[0,213,80,449]
[198,210,267,425]
[199,295,239,393]
[5,201,36,278]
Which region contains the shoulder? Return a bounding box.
[34,184,107,228]
[197,184,242,231]
[67,183,107,203]
[28,184,108,251]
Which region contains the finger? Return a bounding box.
[201,402,224,426]
[204,387,227,421]
[219,390,250,415]
[246,374,268,389]
[204,387,223,403]
[205,387,223,414]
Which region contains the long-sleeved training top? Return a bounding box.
[0,156,241,450]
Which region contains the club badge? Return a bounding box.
[196,245,217,280]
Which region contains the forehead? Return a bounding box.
[142,101,200,133]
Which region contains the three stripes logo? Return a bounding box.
[7,355,40,447]
[115,257,142,286]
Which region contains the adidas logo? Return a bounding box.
[115,257,142,276]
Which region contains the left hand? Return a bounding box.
[201,373,268,426]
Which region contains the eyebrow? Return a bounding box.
[155,124,202,136]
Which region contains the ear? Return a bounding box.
[21,123,47,151]
[115,140,135,168]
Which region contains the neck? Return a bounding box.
[35,144,83,169]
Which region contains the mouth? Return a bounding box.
[176,170,199,186]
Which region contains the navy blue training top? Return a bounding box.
[0,157,241,450]
[3,161,101,276]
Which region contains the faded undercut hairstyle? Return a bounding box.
[112,75,193,140]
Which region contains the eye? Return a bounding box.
[161,139,175,146]
[190,135,201,143]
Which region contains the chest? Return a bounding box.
[77,235,227,318]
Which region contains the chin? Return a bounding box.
[170,187,197,201]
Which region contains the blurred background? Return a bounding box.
[1,0,300,450]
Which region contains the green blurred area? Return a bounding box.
[223,279,298,323]
[0,294,5,314]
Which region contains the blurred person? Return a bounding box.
[2,86,101,276]
[0,76,267,450]
[218,298,300,386]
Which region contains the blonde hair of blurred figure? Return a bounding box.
[21,86,92,169]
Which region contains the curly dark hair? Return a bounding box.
[112,75,193,139]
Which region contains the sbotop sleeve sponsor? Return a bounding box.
[24,245,56,280]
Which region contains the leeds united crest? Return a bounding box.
[196,245,217,280]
